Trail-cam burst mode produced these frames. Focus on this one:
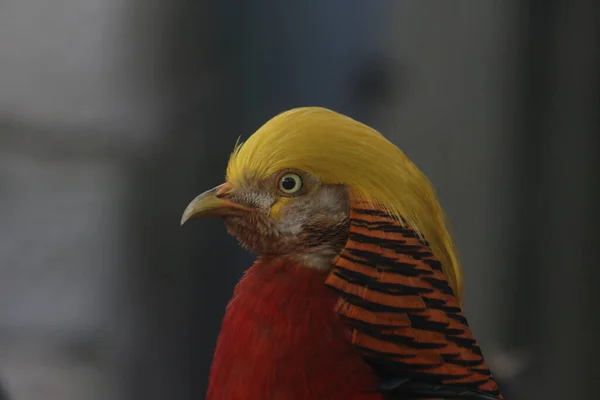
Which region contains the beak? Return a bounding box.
[180,183,251,225]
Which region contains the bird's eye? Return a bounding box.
[278,173,303,194]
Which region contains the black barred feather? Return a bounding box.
[325,204,502,399]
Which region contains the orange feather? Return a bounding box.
[325,201,502,398]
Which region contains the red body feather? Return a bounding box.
[206,258,384,400]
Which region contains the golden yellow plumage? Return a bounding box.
[226,106,463,300]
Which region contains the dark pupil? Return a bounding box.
[281,176,297,191]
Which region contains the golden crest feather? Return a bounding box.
[226,107,463,299]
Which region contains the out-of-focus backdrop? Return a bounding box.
[0,1,598,399]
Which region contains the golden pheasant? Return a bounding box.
[181,107,502,399]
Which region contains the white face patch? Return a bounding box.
[272,185,350,269]
[277,219,304,236]
[222,176,349,266]
[275,185,347,235]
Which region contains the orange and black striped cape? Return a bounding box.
[325,203,503,399]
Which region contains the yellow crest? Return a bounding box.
[226,107,463,299]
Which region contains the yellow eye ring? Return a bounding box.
[278,173,303,194]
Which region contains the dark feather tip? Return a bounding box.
[380,378,501,400]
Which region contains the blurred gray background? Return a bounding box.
[0,1,598,399]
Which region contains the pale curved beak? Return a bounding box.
[180,183,251,225]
